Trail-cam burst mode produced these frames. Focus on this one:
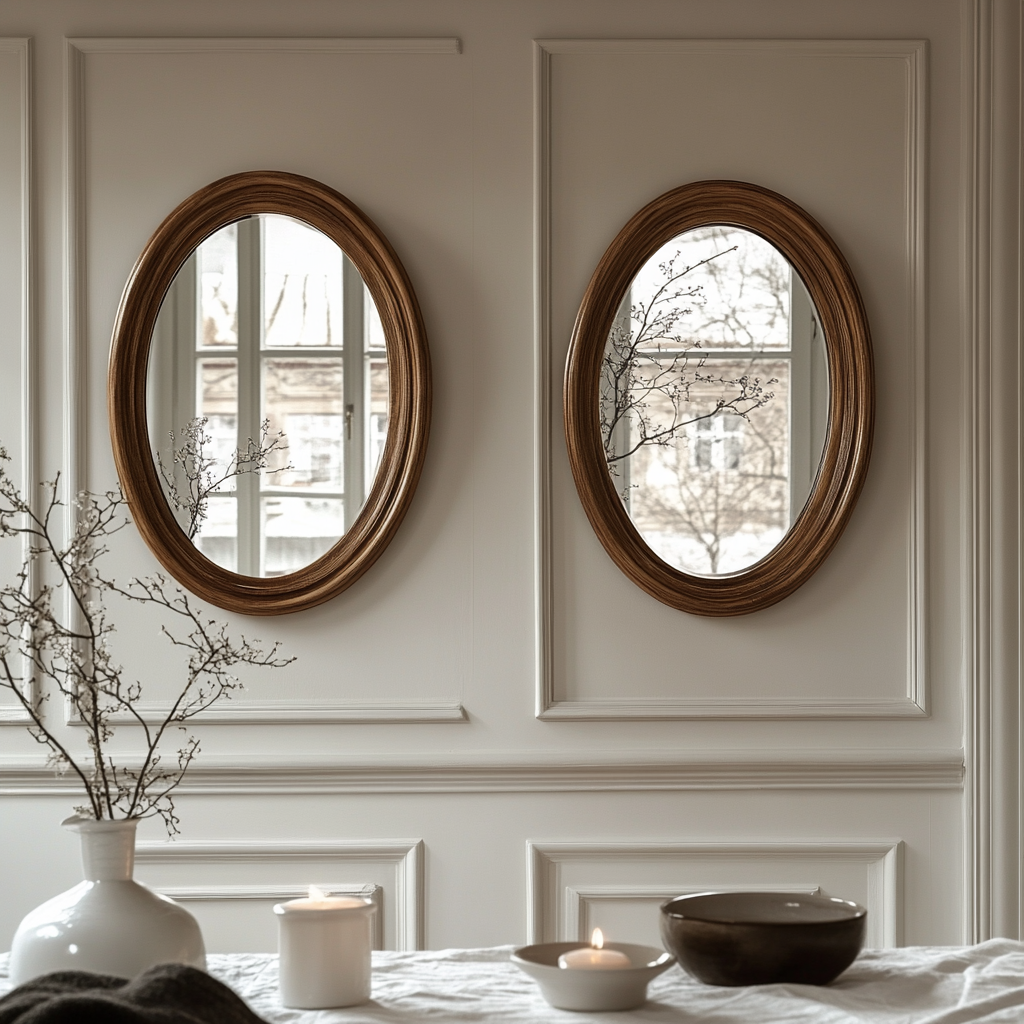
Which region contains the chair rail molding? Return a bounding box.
[135,840,423,951]
[533,37,926,720]
[527,840,904,950]
[0,750,965,795]
[0,37,33,726]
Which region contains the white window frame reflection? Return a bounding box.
[616,270,826,531]
[692,413,744,473]
[149,214,387,576]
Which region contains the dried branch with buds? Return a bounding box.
[157,416,289,540]
[601,248,777,496]
[0,449,293,833]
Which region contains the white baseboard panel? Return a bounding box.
[528,840,903,949]
[566,882,821,942]
[156,882,384,949]
[136,840,423,952]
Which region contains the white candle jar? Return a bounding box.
[274,895,376,1009]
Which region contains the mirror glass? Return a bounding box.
[147,214,389,578]
[601,225,828,576]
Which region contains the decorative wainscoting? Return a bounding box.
[527,841,903,949]
[160,883,384,950]
[61,34,467,725]
[563,882,821,946]
[534,38,927,720]
[135,840,423,952]
[68,700,468,726]
[0,37,32,725]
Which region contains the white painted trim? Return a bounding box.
[136,840,423,951]
[904,39,929,716]
[60,38,88,691]
[67,700,467,725]
[158,882,377,900]
[962,0,990,946]
[0,38,33,725]
[961,0,1023,944]
[62,39,85,556]
[538,698,928,720]
[156,883,384,949]
[534,39,928,58]
[533,39,554,720]
[528,840,903,949]
[0,750,964,795]
[566,882,820,942]
[67,37,461,55]
[60,35,462,725]
[533,38,928,720]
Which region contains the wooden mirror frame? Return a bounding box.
[109,170,431,615]
[564,180,874,616]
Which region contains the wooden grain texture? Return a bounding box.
[108,170,431,615]
[563,180,874,616]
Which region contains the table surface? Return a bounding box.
[5,940,1024,1022]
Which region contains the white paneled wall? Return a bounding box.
[538,38,926,719]
[135,840,422,952]
[0,0,1020,953]
[527,841,903,949]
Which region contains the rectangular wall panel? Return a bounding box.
[528,840,903,948]
[65,38,471,724]
[136,839,423,951]
[536,40,925,718]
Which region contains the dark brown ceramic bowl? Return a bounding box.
[660,891,866,987]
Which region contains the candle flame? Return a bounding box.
[308,885,328,901]
[591,927,605,949]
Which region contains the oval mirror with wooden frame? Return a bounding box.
[109,170,430,615]
[564,180,873,616]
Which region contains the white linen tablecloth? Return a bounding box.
[5,941,1024,1022]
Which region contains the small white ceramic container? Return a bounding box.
[9,816,205,985]
[274,894,376,1009]
[512,942,675,1011]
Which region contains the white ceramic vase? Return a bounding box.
[9,815,206,985]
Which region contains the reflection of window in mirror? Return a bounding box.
[603,227,828,576]
[148,214,389,577]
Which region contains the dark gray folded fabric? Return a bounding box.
[0,963,268,1024]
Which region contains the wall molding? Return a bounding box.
[566,882,820,942]
[0,38,33,726]
[156,882,384,949]
[533,38,928,719]
[67,700,467,726]
[60,35,462,726]
[537,698,929,721]
[527,840,903,949]
[0,749,964,794]
[136,840,422,951]
[960,0,1022,943]
[67,37,461,55]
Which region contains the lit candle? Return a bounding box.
[558,928,632,970]
[282,885,367,911]
[274,886,376,1009]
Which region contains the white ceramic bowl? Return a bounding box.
[511,942,675,1011]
